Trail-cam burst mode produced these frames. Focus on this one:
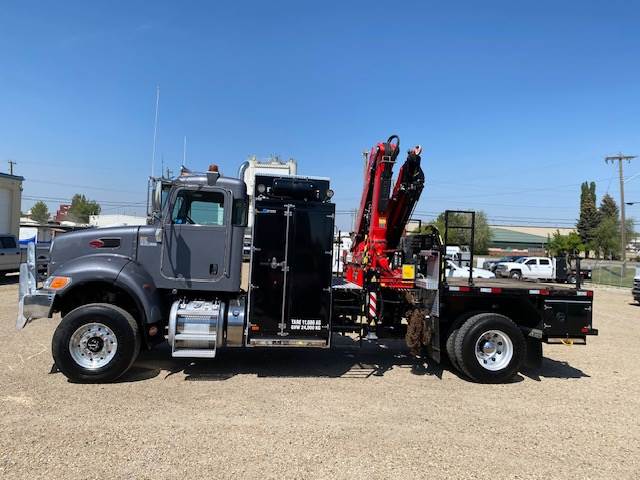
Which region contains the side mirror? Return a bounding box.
[152,181,163,212]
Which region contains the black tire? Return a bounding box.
[454,313,526,383]
[567,274,577,284]
[510,270,522,280]
[445,328,461,372]
[52,303,141,383]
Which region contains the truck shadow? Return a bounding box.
[121,336,589,383]
[123,335,450,383]
[521,357,590,381]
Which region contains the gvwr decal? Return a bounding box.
[290,318,323,331]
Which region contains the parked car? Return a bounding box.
[446,260,495,279]
[483,255,524,272]
[445,245,471,266]
[633,267,640,304]
[494,257,554,280]
[0,234,22,277]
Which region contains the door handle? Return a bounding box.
[209,264,218,275]
[259,257,286,269]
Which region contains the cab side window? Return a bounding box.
[171,190,225,226]
[0,236,16,249]
[525,259,537,266]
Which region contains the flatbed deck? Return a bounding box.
[444,277,592,298]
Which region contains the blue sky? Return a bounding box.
[1,0,639,230]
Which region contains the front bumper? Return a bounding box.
[17,291,55,330]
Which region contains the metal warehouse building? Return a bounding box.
[488,225,574,256]
[0,172,24,237]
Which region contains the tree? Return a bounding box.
[546,230,584,257]
[593,216,619,259]
[576,181,599,256]
[591,194,636,259]
[67,194,101,224]
[30,201,50,224]
[424,210,491,254]
[599,193,619,220]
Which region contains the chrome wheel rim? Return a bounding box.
[69,323,118,370]
[475,329,513,371]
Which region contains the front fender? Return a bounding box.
[115,261,163,325]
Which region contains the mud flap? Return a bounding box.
[524,337,542,369]
[429,315,441,363]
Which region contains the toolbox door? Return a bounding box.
[284,204,334,342]
[247,204,290,338]
[543,299,592,337]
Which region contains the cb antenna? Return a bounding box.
[151,85,160,178]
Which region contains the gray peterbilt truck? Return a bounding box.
[17,140,597,384]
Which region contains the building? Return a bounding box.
[89,214,147,228]
[0,172,24,236]
[487,225,576,256]
[55,204,71,222]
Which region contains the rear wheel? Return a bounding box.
[52,303,140,383]
[567,274,577,284]
[454,313,525,383]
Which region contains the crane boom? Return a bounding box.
[345,135,425,288]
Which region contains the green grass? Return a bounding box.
[591,266,637,288]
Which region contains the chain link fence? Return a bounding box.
[589,261,639,288]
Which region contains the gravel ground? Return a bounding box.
[1,276,639,479]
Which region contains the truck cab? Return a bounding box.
[0,234,21,277]
[495,256,554,280]
[17,166,335,382]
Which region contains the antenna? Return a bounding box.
[151,85,160,178]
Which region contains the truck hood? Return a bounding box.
[49,226,140,272]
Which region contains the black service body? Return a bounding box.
[247,174,335,346]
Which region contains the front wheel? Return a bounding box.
[454,313,525,383]
[510,270,522,280]
[52,303,141,383]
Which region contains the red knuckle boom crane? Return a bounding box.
[346,135,425,289]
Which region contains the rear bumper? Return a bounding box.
[17,291,55,330]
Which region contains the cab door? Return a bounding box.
[524,258,539,278]
[161,188,229,283]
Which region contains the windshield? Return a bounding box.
[514,258,527,263]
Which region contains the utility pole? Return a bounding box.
[8,160,16,175]
[605,153,637,270]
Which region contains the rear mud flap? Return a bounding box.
[523,337,542,369]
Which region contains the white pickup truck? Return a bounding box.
[633,267,640,304]
[0,234,21,277]
[494,256,554,281]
